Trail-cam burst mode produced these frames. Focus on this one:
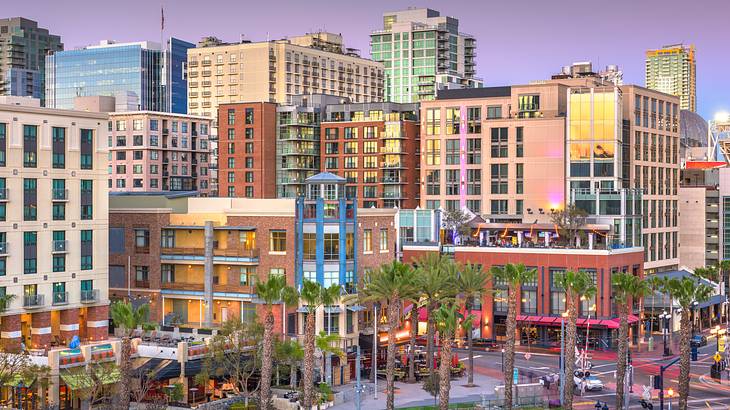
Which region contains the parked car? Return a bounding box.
[691,335,707,347]
[472,338,502,351]
[583,375,604,391]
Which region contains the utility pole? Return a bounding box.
[373,303,378,399]
[355,345,362,410]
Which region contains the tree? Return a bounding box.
[299,281,341,409]
[275,339,304,390]
[65,361,119,410]
[550,204,588,247]
[490,264,537,410]
[110,301,153,410]
[660,275,713,410]
[315,330,345,396]
[433,303,471,410]
[456,263,490,386]
[612,272,648,410]
[360,261,417,410]
[414,253,457,378]
[255,274,298,410]
[443,208,471,244]
[553,270,595,409]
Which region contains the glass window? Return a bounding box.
[270,230,286,253]
[379,228,388,251]
[363,229,372,252]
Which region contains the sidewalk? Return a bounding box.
[329,371,500,410]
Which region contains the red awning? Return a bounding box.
[601,320,620,329]
[538,317,558,325]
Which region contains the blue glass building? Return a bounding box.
[45,38,193,113]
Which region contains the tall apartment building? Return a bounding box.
[370,8,481,103]
[186,35,385,121]
[320,102,420,208]
[108,111,212,194]
[217,102,277,198]
[45,38,194,113]
[0,98,109,352]
[679,161,723,270]
[645,44,696,112]
[0,18,63,103]
[419,77,680,271]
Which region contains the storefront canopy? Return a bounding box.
[60,365,120,391]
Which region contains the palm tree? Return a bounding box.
[490,264,537,410]
[361,261,417,410]
[110,300,153,410]
[255,274,298,409]
[456,263,490,386]
[275,339,304,390]
[316,330,345,393]
[406,299,420,383]
[661,275,713,410]
[414,253,457,376]
[433,303,470,410]
[612,272,649,410]
[554,270,596,409]
[299,281,341,409]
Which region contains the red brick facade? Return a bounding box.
[60,308,80,344]
[86,305,109,341]
[218,102,278,199]
[1,314,21,352]
[31,311,52,349]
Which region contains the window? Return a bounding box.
[245,157,253,168]
[80,180,93,219]
[486,105,502,119]
[324,233,339,260]
[134,229,150,250]
[150,120,158,131]
[323,271,339,288]
[81,230,93,270]
[344,127,358,139]
[467,169,481,195]
[269,268,285,277]
[24,231,37,274]
[445,108,460,134]
[245,108,254,124]
[23,179,37,221]
[467,138,481,164]
[425,139,440,165]
[380,228,388,251]
[23,125,37,168]
[303,233,316,260]
[426,108,441,135]
[516,163,524,194]
[491,164,508,194]
[426,170,440,195]
[245,186,254,198]
[490,200,508,215]
[0,123,6,167]
[324,312,340,333]
[491,127,508,157]
[227,109,235,125]
[52,127,65,169]
[270,230,286,253]
[550,268,566,315]
[445,139,459,165]
[516,127,524,158]
[161,229,175,248]
[135,266,149,285]
[363,229,372,252]
[467,107,481,133]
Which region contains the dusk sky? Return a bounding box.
[8,0,729,120]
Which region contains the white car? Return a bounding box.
[573,371,603,391]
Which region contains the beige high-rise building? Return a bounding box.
[645,44,696,112]
[186,35,385,122]
[0,97,110,352]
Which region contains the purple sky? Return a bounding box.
[9,0,730,120]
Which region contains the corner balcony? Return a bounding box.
[161,247,259,263]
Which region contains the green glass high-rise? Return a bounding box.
[370,8,481,103]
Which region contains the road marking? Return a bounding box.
[591,363,616,369]
[459,355,482,361]
[584,393,614,398]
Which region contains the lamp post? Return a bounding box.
[691,301,699,335]
[667,387,674,410]
[659,311,672,356]
[559,311,568,407]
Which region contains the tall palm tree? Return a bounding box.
[415,253,457,376]
[433,303,470,410]
[361,261,417,410]
[456,263,490,386]
[661,275,713,410]
[554,270,596,410]
[612,272,649,410]
[490,264,537,410]
[275,339,304,389]
[255,274,298,409]
[299,281,341,409]
[110,301,152,410]
[316,330,345,389]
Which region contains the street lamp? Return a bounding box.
[667,387,674,410]
[659,310,672,356]
[501,348,505,373]
[559,311,569,407]
[691,301,699,335]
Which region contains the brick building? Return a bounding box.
[320,102,420,208]
[217,102,277,198]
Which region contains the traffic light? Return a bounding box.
[652,375,662,389]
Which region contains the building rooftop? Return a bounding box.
[436,86,512,100]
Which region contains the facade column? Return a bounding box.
[0,314,22,352]
[31,311,52,349]
[86,305,109,341]
[60,308,80,344]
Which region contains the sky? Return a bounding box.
[7,0,730,120]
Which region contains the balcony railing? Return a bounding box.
[52,291,69,305]
[0,242,7,255]
[161,247,260,258]
[0,188,8,201]
[81,289,99,303]
[52,240,68,253]
[52,189,69,201]
[380,176,406,184]
[24,294,44,308]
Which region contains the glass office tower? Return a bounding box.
[45,37,193,113]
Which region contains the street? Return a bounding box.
[455,333,730,409]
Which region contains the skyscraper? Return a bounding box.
[45,38,193,113]
[370,8,481,103]
[645,44,696,112]
[0,18,63,104]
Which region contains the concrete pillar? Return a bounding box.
[203,221,214,328]
[31,311,52,349]
[544,232,550,247]
[588,232,594,250]
[60,308,80,344]
[517,231,523,247]
[0,314,21,352]
[86,305,109,341]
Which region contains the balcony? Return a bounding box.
[52,240,68,253]
[0,188,8,201]
[381,176,406,184]
[81,289,99,303]
[380,146,405,154]
[24,294,44,309]
[0,242,7,255]
[282,147,318,155]
[52,189,69,201]
[52,291,69,306]
[381,191,404,199]
[380,162,404,169]
[161,247,260,260]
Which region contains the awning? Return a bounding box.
[60,365,120,391]
[132,357,163,378]
[323,306,342,314]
